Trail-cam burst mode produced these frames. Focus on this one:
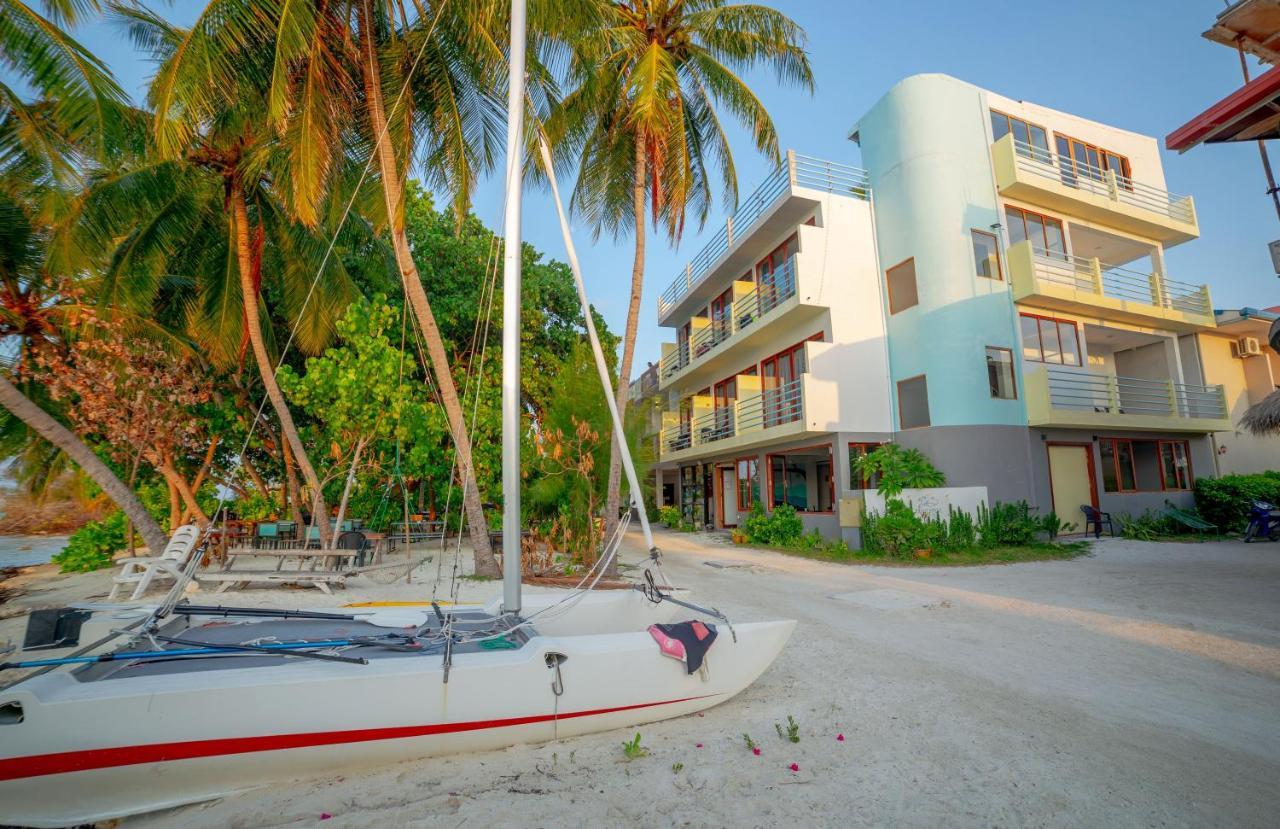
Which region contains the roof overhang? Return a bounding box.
[1205,0,1280,64]
[1166,63,1280,152]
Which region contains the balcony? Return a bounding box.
[659,378,813,462]
[658,256,826,389]
[656,151,870,325]
[1024,366,1231,433]
[992,134,1198,245]
[1006,241,1214,331]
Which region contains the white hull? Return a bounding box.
[0,591,794,827]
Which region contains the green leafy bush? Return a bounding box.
[851,444,945,497]
[657,505,683,528]
[1193,473,1280,533]
[975,501,1042,547]
[741,503,803,547]
[863,499,1065,559]
[53,511,128,573]
[1118,510,1181,540]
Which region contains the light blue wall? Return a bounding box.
[855,74,1027,428]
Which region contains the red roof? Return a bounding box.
[1167,63,1280,152]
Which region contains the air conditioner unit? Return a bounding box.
[1231,336,1262,358]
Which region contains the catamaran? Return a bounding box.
[0,3,794,826]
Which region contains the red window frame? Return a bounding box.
[735,457,759,512]
[848,442,884,490]
[1158,440,1193,491]
[1099,438,1138,493]
[766,444,835,514]
[1005,205,1067,256]
[1020,312,1081,366]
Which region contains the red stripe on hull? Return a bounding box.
[0,694,715,782]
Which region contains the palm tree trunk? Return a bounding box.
[357,0,498,577]
[0,373,170,554]
[333,436,366,536]
[602,137,648,575]
[229,181,332,547]
[281,432,306,528]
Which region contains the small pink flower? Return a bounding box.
[320,814,332,821]
[836,733,845,742]
[751,747,761,756]
[695,743,703,748]
[788,763,799,773]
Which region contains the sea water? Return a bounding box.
[0,535,67,568]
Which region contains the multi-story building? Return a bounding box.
[652,73,1251,542]
[653,152,891,542]
[852,73,1229,531]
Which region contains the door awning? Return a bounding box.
[1166,63,1280,152]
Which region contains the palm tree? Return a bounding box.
[550,0,814,553]
[0,2,173,552]
[264,0,514,575]
[115,2,366,546]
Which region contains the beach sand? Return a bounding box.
[3,531,1277,828]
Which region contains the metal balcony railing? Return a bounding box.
[1007,138,1195,225]
[657,152,869,318]
[658,257,798,381]
[659,379,804,456]
[1044,367,1226,420]
[1025,246,1211,316]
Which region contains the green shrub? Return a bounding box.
[53,511,128,573]
[657,505,683,528]
[1118,510,1180,540]
[851,444,945,497]
[1194,473,1280,533]
[741,503,803,547]
[975,501,1042,547]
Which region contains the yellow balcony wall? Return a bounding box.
[1023,366,1231,433]
[1006,241,1215,332]
[992,134,1198,246]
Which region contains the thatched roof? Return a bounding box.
[1241,389,1280,436]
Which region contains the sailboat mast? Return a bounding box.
[500,0,526,615]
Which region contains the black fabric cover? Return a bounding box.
[653,621,718,674]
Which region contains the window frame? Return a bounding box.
[1005,205,1067,257]
[1019,312,1082,366]
[848,442,885,490]
[1055,131,1132,186]
[1158,440,1193,491]
[735,457,759,512]
[885,257,919,315]
[985,346,1017,399]
[990,109,1051,159]
[766,443,835,515]
[896,374,931,430]
[1099,438,1138,493]
[970,228,1003,281]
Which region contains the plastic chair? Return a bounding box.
[1080,504,1114,539]
[108,524,202,601]
[335,531,369,567]
[255,522,279,549]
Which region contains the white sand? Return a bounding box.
[3,532,1278,827]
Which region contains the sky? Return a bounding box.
[24,0,1280,380]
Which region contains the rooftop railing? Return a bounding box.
[657,152,869,318]
[1025,245,1211,317]
[658,257,798,382]
[1007,138,1195,225]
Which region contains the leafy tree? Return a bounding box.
[549,0,815,552]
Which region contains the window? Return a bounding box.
[756,233,799,312]
[897,375,930,429]
[1159,440,1192,490]
[709,287,733,344]
[768,447,834,512]
[760,335,820,427]
[736,458,759,511]
[886,258,918,314]
[1005,206,1066,258]
[1100,439,1137,493]
[986,347,1016,399]
[971,230,1002,280]
[1055,133,1131,187]
[848,442,884,490]
[712,376,736,438]
[990,110,1050,161]
[1020,313,1081,366]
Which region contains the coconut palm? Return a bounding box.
[105,1,367,546]
[260,0,526,574]
[549,0,814,553]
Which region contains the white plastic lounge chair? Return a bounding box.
[107,524,203,601]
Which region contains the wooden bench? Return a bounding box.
[197,569,354,595]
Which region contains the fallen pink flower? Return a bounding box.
[752,747,761,756]
[695,743,703,748]
[836,733,845,742]
[320,814,332,821]
[788,763,799,773]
